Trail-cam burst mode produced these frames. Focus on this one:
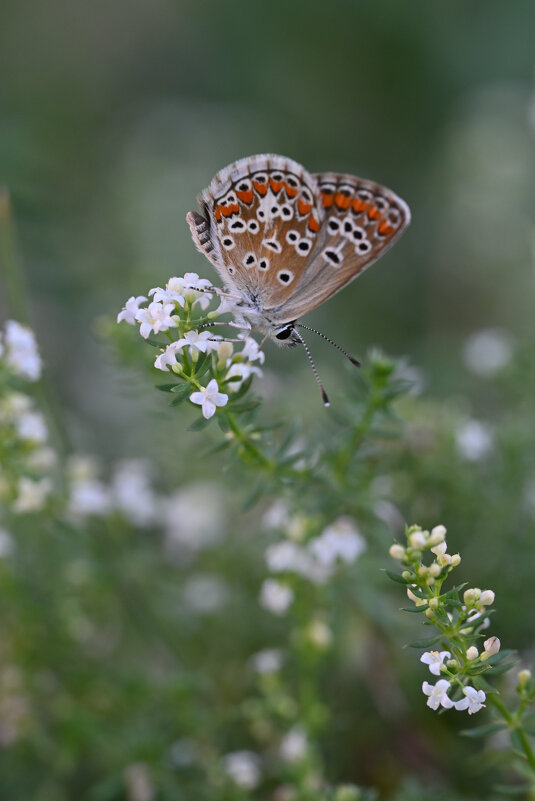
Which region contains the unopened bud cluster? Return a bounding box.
[388,523,506,717]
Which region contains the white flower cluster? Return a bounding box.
[0,320,42,381]
[259,516,366,616]
[117,273,265,419]
[390,524,499,716]
[0,391,56,515]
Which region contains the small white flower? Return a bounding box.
[463,328,514,377]
[112,459,156,527]
[14,411,48,443]
[240,337,265,364]
[420,650,451,676]
[454,686,486,714]
[279,726,308,764]
[265,541,308,573]
[68,479,111,517]
[225,361,262,389]
[154,341,183,371]
[409,530,428,549]
[4,320,42,381]
[308,517,366,567]
[177,330,218,355]
[222,750,261,790]
[189,378,228,419]
[455,419,493,461]
[249,649,284,674]
[259,579,294,616]
[422,679,454,710]
[149,277,186,307]
[13,476,53,513]
[135,302,177,338]
[117,295,147,325]
[483,636,501,656]
[479,589,495,606]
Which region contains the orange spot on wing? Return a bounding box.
[221,203,239,217]
[322,192,334,208]
[367,206,381,221]
[308,215,320,233]
[378,220,395,236]
[285,183,298,198]
[297,198,312,216]
[352,199,369,214]
[270,178,284,194]
[236,189,254,204]
[215,207,222,221]
[335,193,352,210]
[253,181,268,196]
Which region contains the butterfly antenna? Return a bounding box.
[297,323,361,367]
[292,328,330,408]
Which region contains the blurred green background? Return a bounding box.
[1,1,535,799]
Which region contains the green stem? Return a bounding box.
[0,189,30,324]
[487,694,535,774]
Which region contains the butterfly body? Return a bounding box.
[187,154,410,345]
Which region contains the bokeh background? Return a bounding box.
[1,1,535,799]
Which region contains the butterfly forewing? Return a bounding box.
[264,171,411,322]
[187,154,325,308]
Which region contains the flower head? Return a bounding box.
[189,379,228,419]
[259,579,294,616]
[222,751,261,790]
[3,320,42,380]
[454,686,486,714]
[154,341,183,371]
[135,302,177,338]
[420,650,451,676]
[422,679,454,710]
[178,330,219,355]
[117,295,147,325]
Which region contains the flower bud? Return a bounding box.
[428,597,439,609]
[217,341,233,366]
[424,608,435,619]
[409,531,427,549]
[389,544,406,560]
[479,590,495,606]
[436,553,452,567]
[517,669,532,690]
[429,525,447,544]
[431,541,447,556]
[466,646,479,660]
[463,588,481,607]
[450,553,461,567]
[428,562,442,577]
[483,636,500,656]
[418,565,429,578]
[307,620,332,650]
[401,570,413,581]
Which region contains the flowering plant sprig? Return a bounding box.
[117,273,264,425]
[388,524,535,792]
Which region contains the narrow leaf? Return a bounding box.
[461,722,506,738]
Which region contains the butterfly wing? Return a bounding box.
[264,171,411,323]
[186,154,326,306]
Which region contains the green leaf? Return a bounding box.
[461,722,506,738]
[408,633,445,649]
[228,400,261,414]
[155,383,179,392]
[472,674,496,693]
[194,352,213,379]
[241,482,265,511]
[485,662,516,677]
[400,605,428,613]
[169,385,192,406]
[145,338,166,348]
[383,569,409,585]
[188,415,213,431]
[229,376,253,402]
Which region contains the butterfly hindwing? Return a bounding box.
[265,171,411,322]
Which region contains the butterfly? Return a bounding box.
[187,154,410,404]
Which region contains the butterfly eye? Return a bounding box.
[343,220,353,234]
[300,188,312,203]
[222,236,235,250]
[356,240,371,254]
[263,238,282,254]
[286,230,299,244]
[257,209,265,220]
[271,172,284,182]
[270,205,280,217]
[225,193,237,204]
[277,270,294,285]
[227,266,236,275]
[352,227,365,241]
[243,253,256,268]
[357,189,372,202]
[258,257,270,270]
[374,196,388,211]
[388,208,402,225]
[230,219,246,231]
[236,179,252,192]
[286,176,299,188]
[247,220,260,233]
[254,173,267,184]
